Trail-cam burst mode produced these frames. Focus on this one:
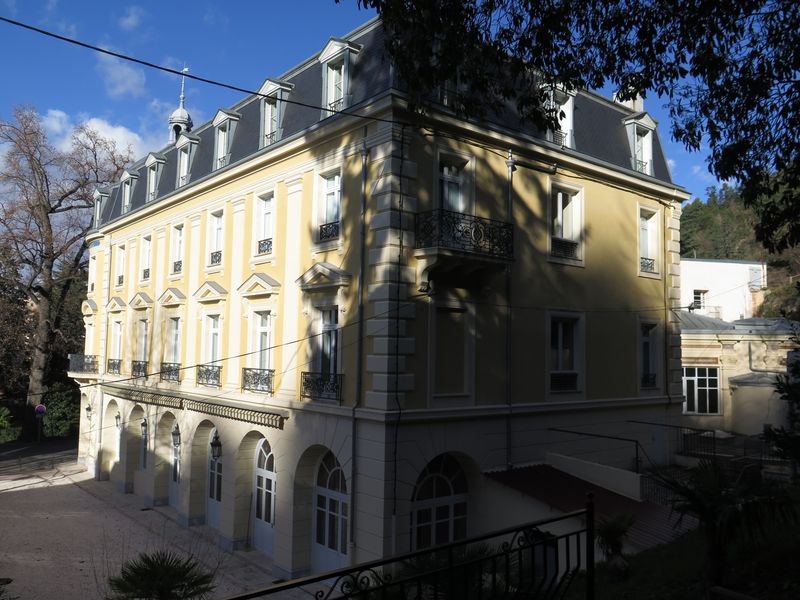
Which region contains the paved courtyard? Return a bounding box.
[0,441,297,599]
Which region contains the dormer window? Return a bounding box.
[175,134,198,188]
[212,110,240,170]
[623,113,657,176]
[120,171,137,214]
[318,38,361,119]
[547,87,576,148]
[93,189,107,228]
[145,153,164,202]
[258,79,292,148]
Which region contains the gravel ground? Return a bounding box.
[0,445,305,599]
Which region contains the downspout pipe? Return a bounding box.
[349,130,368,561]
[505,149,516,470]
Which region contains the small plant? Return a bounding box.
[0,407,11,429]
[596,514,635,561]
[107,550,215,600]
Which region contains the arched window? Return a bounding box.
[314,451,348,555]
[411,454,468,550]
[255,439,276,525]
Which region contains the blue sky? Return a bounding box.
[0,0,718,199]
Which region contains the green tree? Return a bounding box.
[352,0,800,251]
[107,551,215,600]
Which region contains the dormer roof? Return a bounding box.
[318,37,362,63]
[212,109,241,126]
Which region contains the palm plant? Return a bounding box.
[0,406,12,429]
[107,550,215,600]
[596,514,635,563]
[655,459,797,584]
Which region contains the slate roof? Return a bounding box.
[94,18,679,229]
[675,310,735,332]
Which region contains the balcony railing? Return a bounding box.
[301,372,343,403]
[217,155,229,169]
[634,158,650,174]
[415,209,514,260]
[551,237,580,260]
[552,129,566,146]
[197,364,222,387]
[116,274,124,286]
[319,221,340,242]
[179,174,188,186]
[160,362,181,382]
[551,372,578,392]
[210,250,222,266]
[328,98,343,112]
[68,354,98,373]
[132,360,148,378]
[142,267,150,281]
[242,368,275,394]
[264,131,277,146]
[173,260,183,274]
[641,372,657,388]
[107,359,122,375]
[257,238,273,255]
[640,256,657,273]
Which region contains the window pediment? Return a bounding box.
[175,133,200,149]
[296,262,352,291]
[158,287,186,307]
[258,78,293,97]
[81,299,98,316]
[622,112,657,130]
[120,169,139,183]
[129,292,153,309]
[238,273,281,298]
[145,153,166,167]
[318,38,361,64]
[193,281,228,303]
[212,109,241,127]
[107,296,126,313]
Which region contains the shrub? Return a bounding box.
[40,384,79,438]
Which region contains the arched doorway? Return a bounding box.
[187,420,216,526]
[410,453,468,550]
[311,450,348,573]
[169,423,181,508]
[99,399,121,480]
[124,405,146,494]
[252,438,276,555]
[153,412,177,506]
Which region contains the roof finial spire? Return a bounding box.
[168,64,193,143]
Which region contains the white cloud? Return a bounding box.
[41,109,71,138]
[55,19,77,38]
[42,109,153,158]
[2,0,18,16]
[667,158,677,172]
[96,52,146,99]
[118,6,144,31]
[44,0,58,13]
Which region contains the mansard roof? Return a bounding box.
[94,18,679,229]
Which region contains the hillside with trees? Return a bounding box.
[681,186,800,320]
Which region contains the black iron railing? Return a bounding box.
[179,174,188,186]
[217,155,229,169]
[319,221,340,242]
[641,373,657,388]
[242,368,275,394]
[198,364,222,386]
[142,267,150,280]
[107,359,121,374]
[68,354,98,373]
[634,159,650,174]
[628,420,717,462]
[553,129,567,146]
[328,98,343,112]
[210,250,222,266]
[550,372,578,392]
[640,257,657,273]
[551,237,579,260]
[264,131,277,146]
[219,498,595,600]
[257,238,273,255]
[301,372,343,403]
[116,274,124,286]
[415,209,514,260]
[550,427,642,473]
[173,260,183,274]
[160,362,181,382]
[132,360,148,378]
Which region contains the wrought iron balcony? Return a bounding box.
[550,237,580,260]
[264,131,277,146]
[641,373,657,388]
[552,129,566,146]
[68,354,98,373]
[301,372,343,403]
[173,260,182,274]
[640,256,657,273]
[242,368,275,394]
[319,221,340,242]
[160,362,181,382]
[257,238,273,255]
[328,98,343,112]
[116,274,124,286]
[209,250,222,266]
[550,372,578,392]
[142,268,150,280]
[415,209,514,260]
[634,158,650,174]
[217,155,229,169]
[107,359,122,375]
[197,364,222,386]
[148,191,156,201]
[132,360,148,378]
[179,174,188,186]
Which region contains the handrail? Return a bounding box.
[550,427,642,473]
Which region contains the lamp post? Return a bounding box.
[140,418,148,437]
[84,403,92,421]
[171,424,181,447]
[209,431,222,460]
[115,412,121,429]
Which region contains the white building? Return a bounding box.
[681,258,767,322]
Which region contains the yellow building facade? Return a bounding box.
[71,19,689,578]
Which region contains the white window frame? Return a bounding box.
[121,180,132,213]
[682,366,721,415]
[136,318,149,363]
[215,122,230,170]
[166,316,182,365]
[547,311,585,397]
[140,235,151,282]
[115,244,126,287]
[171,224,184,275]
[315,170,342,246]
[208,209,224,267]
[411,455,468,551]
[318,40,360,120]
[436,149,474,214]
[263,97,279,146]
[88,255,97,293]
[548,180,584,265]
[205,313,222,364]
[693,289,707,310]
[252,310,273,371]
[254,191,274,257]
[547,88,576,148]
[147,164,158,201]
[111,320,123,361]
[638,205,661,278]
[638,318,661,392]
[326,60,344,113]
[317,306,340,375]
[429,297,475,406]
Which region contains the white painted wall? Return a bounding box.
[680,259,767,322]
